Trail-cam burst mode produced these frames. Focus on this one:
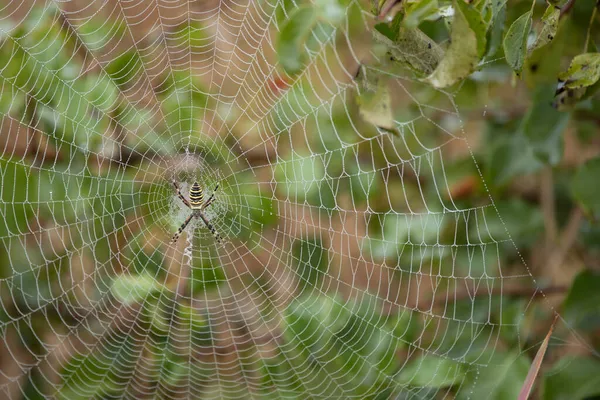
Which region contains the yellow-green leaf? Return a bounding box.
[558,53,600,89]
[357,73,397,134]
[425,0,486,88]
[403,0,438,28]
[524,14,566,88]
[374,28,443,76]
[529,6,559,53]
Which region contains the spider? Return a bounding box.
[171,180,221,244]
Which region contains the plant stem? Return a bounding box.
[541,167,558,251]
[547,207,584,278]
[584,6,598,52]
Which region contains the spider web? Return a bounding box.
[0,0,583,399]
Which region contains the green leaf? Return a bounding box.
[315,0,344,25]
[178,305,213,347]
[475,199,543,246]
[142,297,172,338]
[274,153,325,201]
[397,355,466,388]
[0,19,17,42]
[489,0,507,19]
[20,22,66,70]
[553,86,589,110]
[0,158,35,237]
[305,21,336,58]
[521,84,568,165]
[356,71,397,134]
[173,20,209,50]
[402,0,439,29]
[349,164,380,203]
[119,106,176,155]
[485,84,568,184]
[293,238,328,294]
[581,218,600,250]
[558,53,600,89]
[284,294,403,394]
[542,356,600,400]
[457,351,530,400]
[110,273,164,305]
[285,295,340,361]
[58,334,138,400]
[191,259,226,294]
[0,86,25,116]
[224,177,277,240]
[130,243,165,276]
[546,0,569,6]
[562,269,600,331]
[277,6,318,75]
[571,156,600,218]
[484,0,507,58]
[161,359,190,387]
[525,14,566,87]
[554,53,600,108]
[367,213,448,259]
[374,28,443,76]
[83,74,119,113]
[503,11,532,73]
[76,17,126,51]
[37,165,92,224]
[105,50,143,88]
[486,135,541,186]
[426,0,487,88]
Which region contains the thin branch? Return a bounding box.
[547,206,584,277]
[560,0,577,17]
[540,167,558,250]
[584,6,598,51]
[378,0,402,21]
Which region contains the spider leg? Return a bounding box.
[173,180,191,208]
[203,183,219,209]
[198,211,222,243]
[171,213,194,243]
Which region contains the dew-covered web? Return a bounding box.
[0,0,578,399]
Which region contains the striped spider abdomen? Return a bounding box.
[189,181,204,209]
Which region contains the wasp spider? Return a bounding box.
[171,180,221,244]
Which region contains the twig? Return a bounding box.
[378,0,402,21]
[584,6,598,51]
[547,207,584,277]
[540,167,558,250]
[560,0,577,17]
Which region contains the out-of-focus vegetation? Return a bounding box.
[0,0,599,399]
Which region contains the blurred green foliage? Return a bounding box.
[0,0,599,398]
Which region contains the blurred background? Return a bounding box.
[0,0,599,398]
